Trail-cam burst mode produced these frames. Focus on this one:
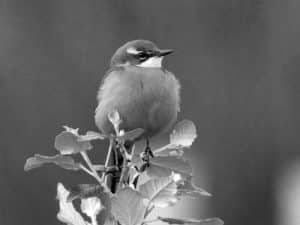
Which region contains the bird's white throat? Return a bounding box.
[137,57,163,68]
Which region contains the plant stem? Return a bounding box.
[91,216,98,225]
[143,218,160,224]
[117,145,130,191]
[153,144,172,154]
[102,138,114,182]
[79,164,94,177]
[80,151,109,192]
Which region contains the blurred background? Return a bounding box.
[1,0,300,225]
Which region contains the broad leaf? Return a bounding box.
[135,171,151,188]
[56,183,89,225]
[67,183,112,225]
[158,217,224,225]
[170,120,197,148]
[111,187,147,225]
[131,153,144,169]
[55,130,92,155]
[117,128,144,142]
[177,176,211,197]
[24,154,81,171]
[67,184,106,202]
[146,156,192,179]
[81,197,103,225]
[139,177,178,208]
[154,147,184,157]
[78,131,107,142]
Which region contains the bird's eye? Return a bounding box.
[137,52,148,59]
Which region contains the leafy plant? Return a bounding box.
[24,112,223,225]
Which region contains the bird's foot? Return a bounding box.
[141,140,154,168]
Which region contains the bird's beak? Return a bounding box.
[157,49,173,57]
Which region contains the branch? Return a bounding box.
[143,218,160,225]
[102,138,114,182]
[117,144,131,191]
[80,151,110,192]
[79,164,94,177]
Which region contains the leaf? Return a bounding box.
[24,154,81,171]
[135,171,151,188]
[62,126,80,134]
[139,177,178,208]
[170,120,197,148]
[158,217,224,225]
[108,110,122,134]
[117,128,145,142]
[81,197,103,225]
[111,187,148,225]
[177,176,212,197]
[67,183,112,225]
[67,184,106,202]
[146,156,192,179]
[104,215,118,225]
[81,197,103,217]
[62,126,106,142]
[56,183,89,225]
[55,130,92,155]
[78,131,107,142]
[154,147,184,157]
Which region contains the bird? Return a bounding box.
[94,40,180,189]
[95,39,180,145]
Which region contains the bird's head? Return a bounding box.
[110,40,173,68]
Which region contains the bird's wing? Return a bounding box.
[96,66,125,104]
[164,69,181,113]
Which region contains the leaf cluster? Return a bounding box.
[24,111,223,225]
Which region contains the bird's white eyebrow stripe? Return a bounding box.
[126,47,141,55]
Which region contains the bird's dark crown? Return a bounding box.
[110,40,172,67]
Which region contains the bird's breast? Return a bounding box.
[95,66,180,138]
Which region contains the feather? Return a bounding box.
[95,66,180,139]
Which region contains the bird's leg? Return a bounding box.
[146,138,154,158]
[113,139,120,166]
[141,138,154,168]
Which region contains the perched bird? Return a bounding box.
[95,40,180,145]
[95,40,180,192]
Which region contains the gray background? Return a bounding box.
[1,1,300,225]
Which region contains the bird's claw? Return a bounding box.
[140,144,154,169]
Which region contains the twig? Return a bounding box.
[91,216,98,225]
[143,218,160,225]
[94,164,106,171]
[144,205,155,219]
[102,138,114,182]
[79,164,94,177]
[94,165,118,172]
[117,145,130,190]
[153,144,172,154]
[80,151,109,192]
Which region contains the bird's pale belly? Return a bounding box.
[95,67,180,139]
